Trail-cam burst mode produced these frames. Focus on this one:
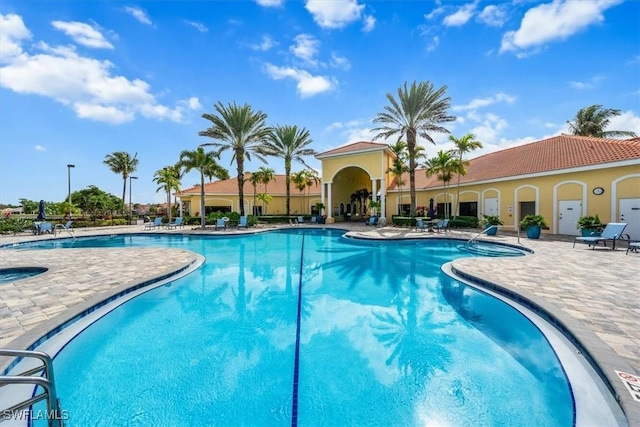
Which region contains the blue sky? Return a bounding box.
[1,0,638,205]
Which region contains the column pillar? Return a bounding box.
[380,178,386,218]
[321,182,326,216]
[179,199,183,217]
[371,179,377,215]
[327,182,333,222]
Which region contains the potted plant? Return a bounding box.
[480,214,503,236]
[576,214,604,237]
[315,202,326,224]
[520,214,548,239]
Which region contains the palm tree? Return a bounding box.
[249,171,263,215]
[262,125,316,217]
[372,81,455,216]
[303,169,320,214]
[103,151,139,209]
[203,162,230,182]
[256,193,272,214]
[448,133,483,216]
[386,141,409,215]
[256,166,275,215]
[178,147,227,228]
[153,166,181,224]
[291,170,308,214]
[199,101,271,216]
[424,150,464,219]
[567,105,637,138]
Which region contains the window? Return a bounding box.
[459,202,478,217]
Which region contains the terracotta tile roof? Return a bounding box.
[389,135,640,190]
[177,174,320,196]
[316,141,389,158]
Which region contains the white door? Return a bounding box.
[484,198,498,216]
[558,200,582,235]
[619,198,640,240]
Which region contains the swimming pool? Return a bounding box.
[4,230,621,425]
[0,267,47,285]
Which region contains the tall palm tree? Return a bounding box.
[567,105,637,138]
[249,171,263,215]
[153,166,181,224]
[199,101,271,216]
[448,133,483,216]
[262,125,316,217]
[424,150,464,219]
[256,166,275,215]
[178,147,227,228]
[303,169,320,214]
[372,81,455,216]
[103,151,139,209]
[203,162,230,182]
[386,141,409,215]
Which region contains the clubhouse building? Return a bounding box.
[175,135,640,240]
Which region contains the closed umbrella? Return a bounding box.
[428,198,435,218]
[37,200,46,220]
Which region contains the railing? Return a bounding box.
[465,225,497,248]
[0,349,65,427]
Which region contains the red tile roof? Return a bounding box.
[316,141,389,158]
[177,174,320,196]
[389,135,640,190]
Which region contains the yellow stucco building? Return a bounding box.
[176,135,640,239]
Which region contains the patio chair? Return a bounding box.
[434,219,449,233]
[38,222,53,234]
[365,216,378,226]
[310,216,317,224]
[573,222,629,250]
[54,220,73,235]
[215,218,226,231]
[144,217,162,230]
[377,217,386,227]
[165,217,183,229]
[237,216,248,229]
[297,216,305,224]
[626,241,640,255]
[415,218,427,232]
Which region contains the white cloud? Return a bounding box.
[0,13,32,61]
[330,52,351,70]
[568,75,604,90]
[0,14,191,125]
[362,15,376,32]
[186,21,208,32]
[182,97,201,110]
[609,110,640,136]
[477,4,508,27]
[250,35,276,51]
[263,63,335,98]
[500,0,622,54]
[305,0,365,29]
[255,0,284,7]
[426,35,440,52]
[453,92,516,112]
[34,144,46,152]
[443,1,478,27]
[290,34,320,65]
[425,6,446,20]
[469,113,509,145]
[124,7,152,26]
[51,21,113,49]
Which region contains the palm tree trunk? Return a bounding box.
[455,153,462,217]
[253,185,257,216]
[285,160,291,217]
[167,190,172,224]
[407,130,417,216]
[200,172,206,228]
[237,151,245,216]
[122,178,127,214]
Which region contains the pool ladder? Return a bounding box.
[0,349,65,427]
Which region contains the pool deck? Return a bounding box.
[1,223,639,425]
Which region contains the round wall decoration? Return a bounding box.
[593,187,604,195]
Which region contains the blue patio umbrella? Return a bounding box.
[37,200,46,220]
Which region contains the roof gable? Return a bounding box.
[316,141,389,158]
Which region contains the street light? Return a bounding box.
[67,164,75,218]
[129,176,138,224]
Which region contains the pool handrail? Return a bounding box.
[0,349,65,427]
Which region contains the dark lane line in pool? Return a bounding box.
[290,234,305,427]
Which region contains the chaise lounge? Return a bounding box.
[573,222,629,250]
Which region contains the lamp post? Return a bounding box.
[129,176,138,224]
[67,164,75,218]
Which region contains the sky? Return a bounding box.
[1,0,639,206]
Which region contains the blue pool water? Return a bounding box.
[27,230,572,426]
[0,267,47,284]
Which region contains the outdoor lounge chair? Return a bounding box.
[310,216,317,224]
[144,217,162,230]
[415,218,427,232]
[237,216,248,229]
[297,216,305,224]
[215,218,226,231]
[54,221,73,235]
[434,219,449,233]
[165,217,183,229]
[573,222,629,250]
[365,216,378,226]
[38,222,53,234]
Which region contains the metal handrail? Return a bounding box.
[465,225,497,247]
[0,349,64,427]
